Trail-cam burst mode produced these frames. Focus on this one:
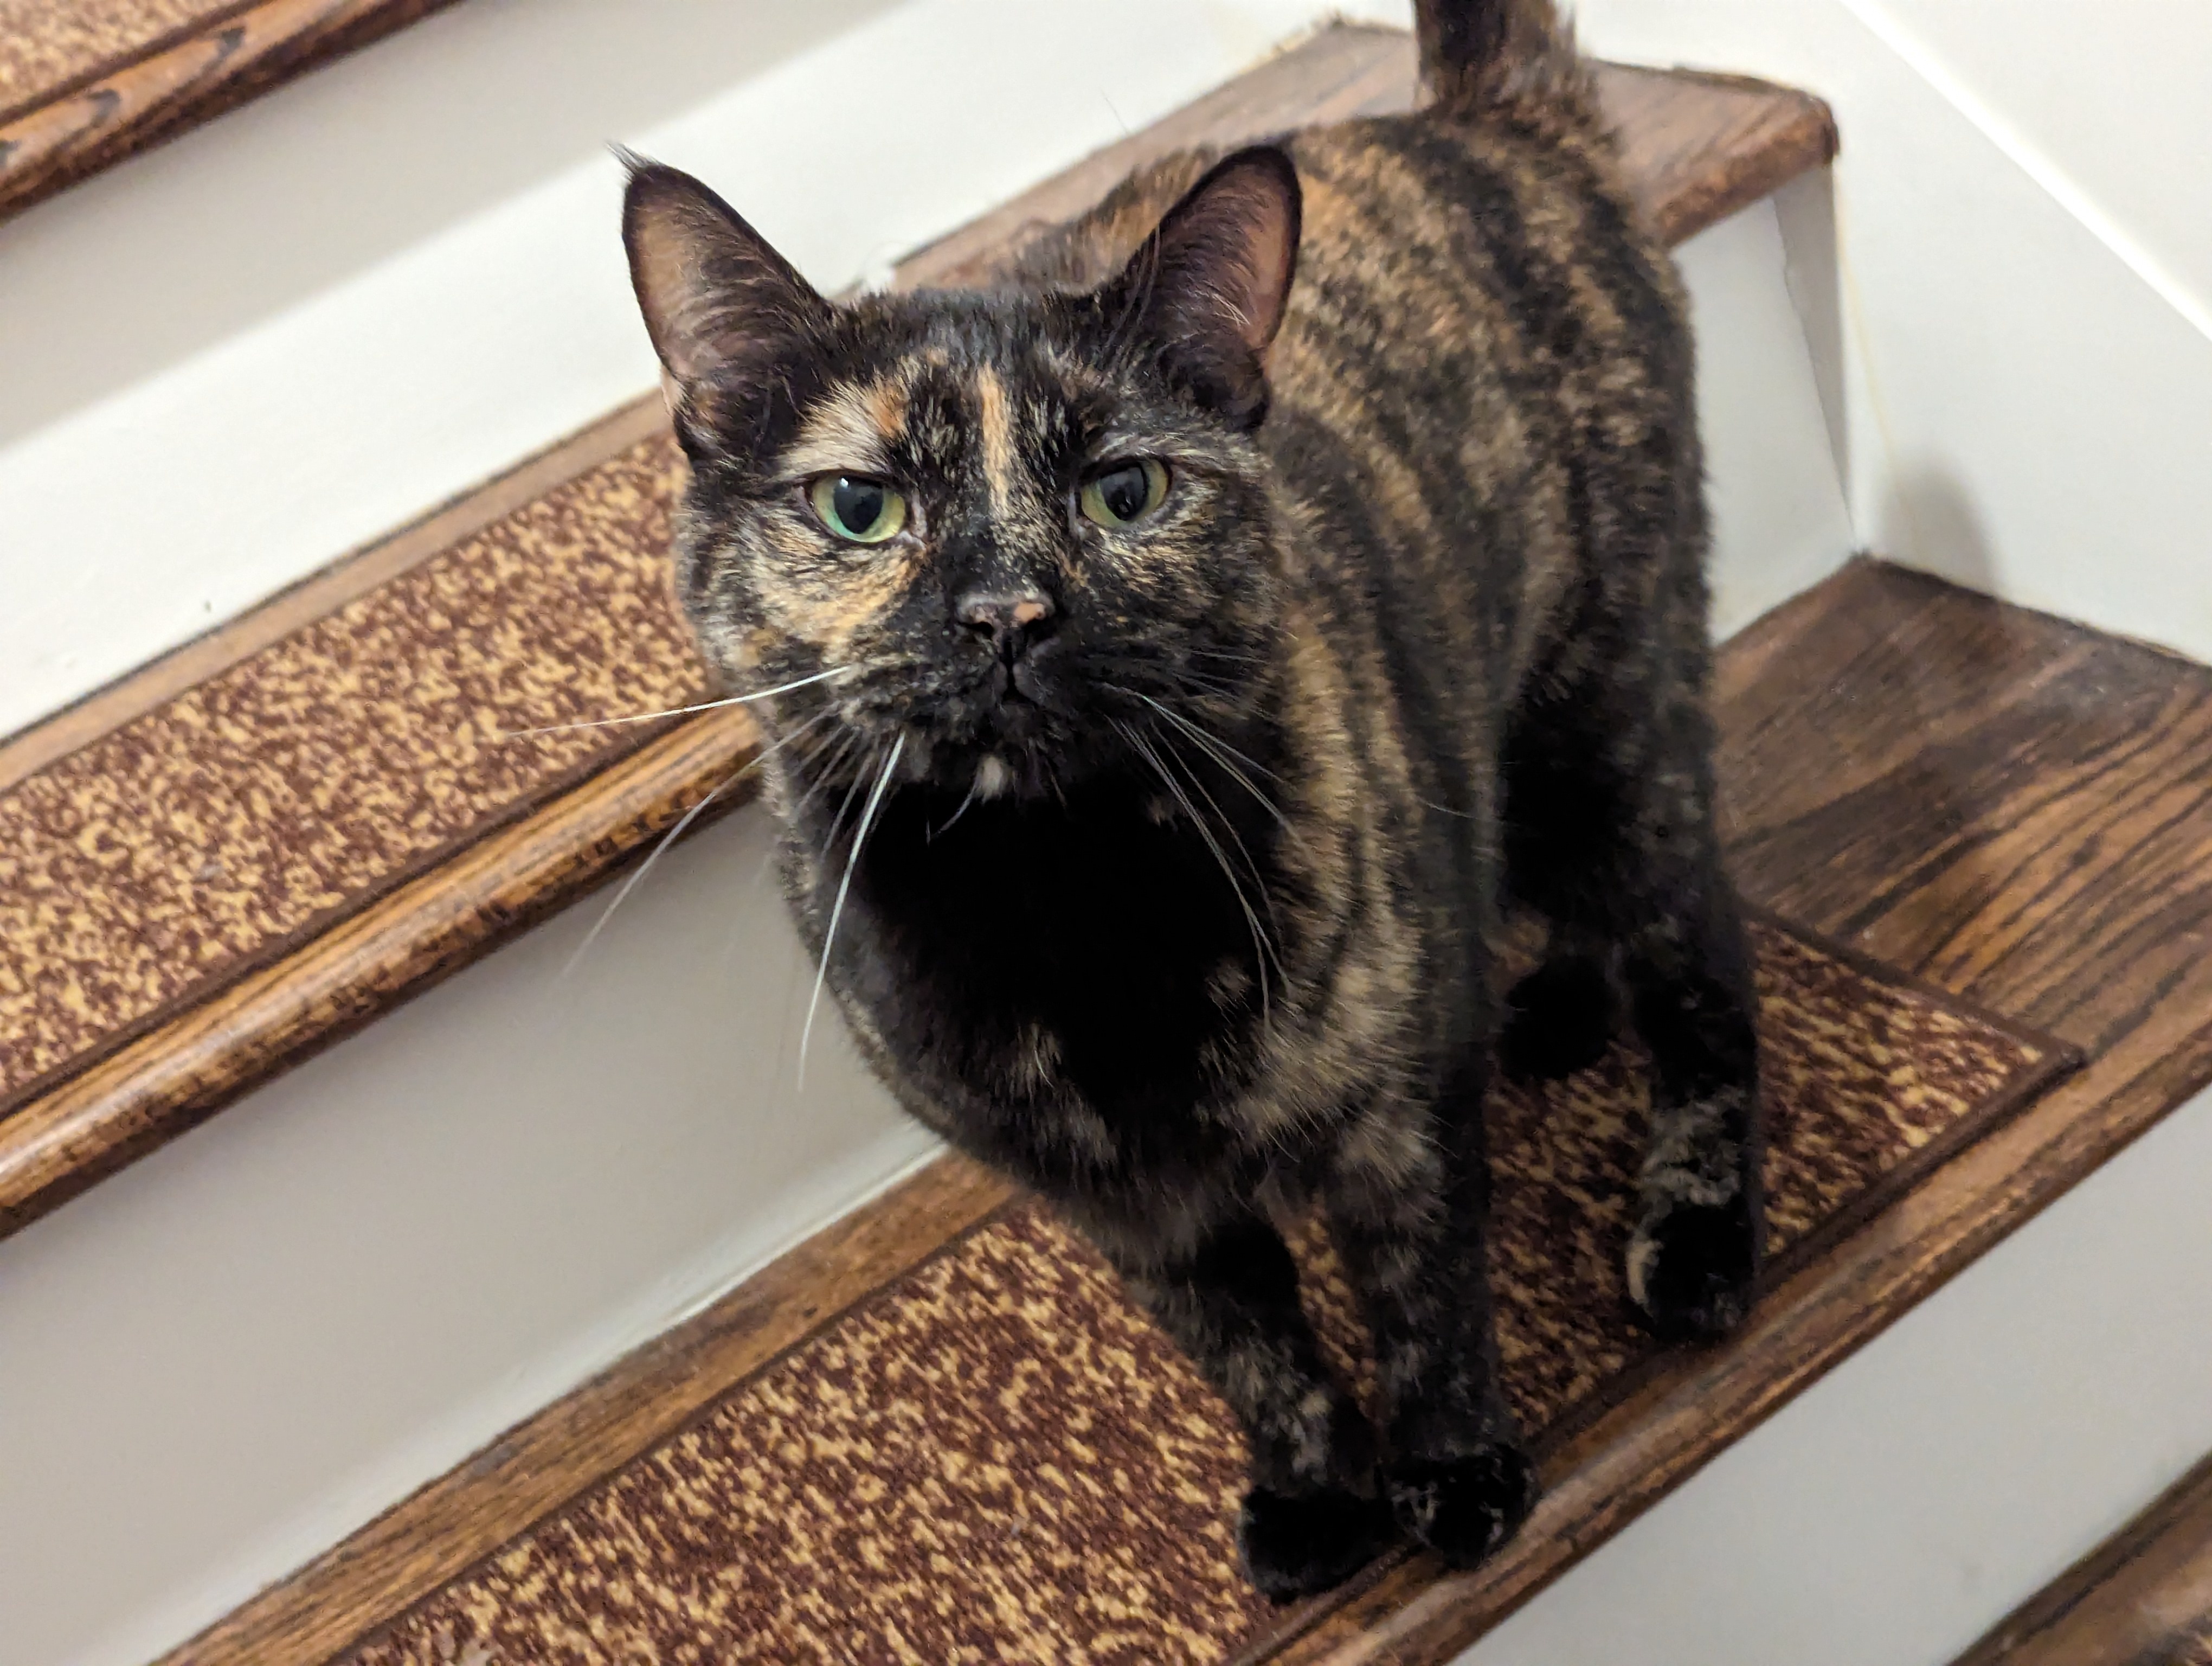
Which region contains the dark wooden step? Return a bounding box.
[162,560,2212,1665]
[0,0,461,224]
[1953,1449,2212,1665]
[0,23,1838,1239]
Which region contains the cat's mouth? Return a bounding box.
[941,644,1069,743]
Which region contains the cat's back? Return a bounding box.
[1259,106,1691,608]
[1270,108,1680,443]
[1001,85,1695,720]
[1002,102,1689,543]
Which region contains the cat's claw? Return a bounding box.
[1386,1443,1540,1567]
[1237,1483,1397,1601]
[1627,1194,1760,1340]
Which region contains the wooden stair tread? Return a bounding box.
[166,560,2212,1665]
[0,0,461,225]
[0,23,1838,1238]
[1952,1449,2212,1665]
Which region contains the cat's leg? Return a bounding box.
[1502,681,1765,1340]
[1499,920,1617,1082]
[1617,852,1764,1339]
[1104,1209,1394,1599]
[1325,1088,1540,1567]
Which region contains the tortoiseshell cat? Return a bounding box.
[621,0,1761,1599]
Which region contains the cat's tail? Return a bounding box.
[1413,0,1597,127]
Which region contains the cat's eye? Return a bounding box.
[1078,458,1170,528]
[808,475,909,544]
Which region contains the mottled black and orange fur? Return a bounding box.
[622,0,1761,1600]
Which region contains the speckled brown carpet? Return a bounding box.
[334,918,2072,1666]
[0,435,702,1113]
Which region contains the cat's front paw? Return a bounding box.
[1385,1443,1540,1567]
[1237,1483,1396,1601]
[1627,1190,1761,1340]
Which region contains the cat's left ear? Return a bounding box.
[1104,146,1302,430]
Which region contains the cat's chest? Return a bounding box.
[844,791,1268,1125]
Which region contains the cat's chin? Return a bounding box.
[906,736,1074,805]
[969,751,1023,802]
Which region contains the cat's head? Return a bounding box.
[620,147,1301,806]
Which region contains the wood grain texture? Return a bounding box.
[1952,1449,2212,1665]
[0,0,464,224]
[157,1153,1018,1666]
[1252,560,2212,1664]
[0,25,1840,1238]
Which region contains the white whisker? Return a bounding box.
[495,665,856,739]
[799,732,906,1087]
[1118,719,1279,1028]
[1134,691,1285,788]
[559,706,836,979]
[792,729,863,821]
[560,779,734,979]
[1189,646,1268,665]
[929,776,981,842]
[1152,725,1279,933]
[820,739,877,860]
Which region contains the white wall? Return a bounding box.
[1576,0,2212,663]
[1888,0,2212,328]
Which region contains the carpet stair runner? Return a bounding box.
[161,542,2212,1663]
[194,915,2079,1665]
[6,20,2212,1666]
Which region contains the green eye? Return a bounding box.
[808,475,909,544]
[1078,458,1169,527]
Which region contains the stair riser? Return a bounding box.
[0,805,929,1666]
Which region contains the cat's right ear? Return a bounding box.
[1100,146,1301,431]
[620,155,832,452]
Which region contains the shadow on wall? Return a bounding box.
[1773,162,2010,610]
[1774,166,1849,506]
[1880,467,2005,605]
[0,0,903,450]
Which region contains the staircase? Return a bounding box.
[2,6,2209,1665]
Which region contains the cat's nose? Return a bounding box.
[956,589,1056,660]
